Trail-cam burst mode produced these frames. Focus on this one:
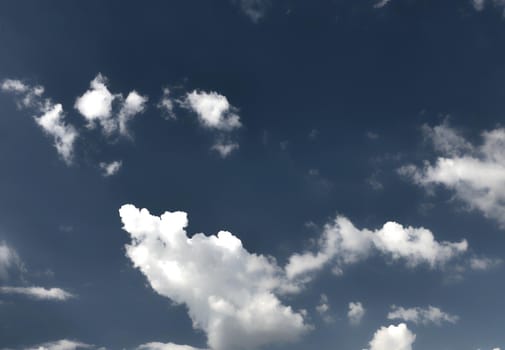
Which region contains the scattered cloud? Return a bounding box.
[233,0,271,22]
[387,305,459,325]
[0,286,75,301]
[211,141,239,158]
[285,215,467,280]
[374,0,392,9]
[1,79,78,164]
[182,90,242,157]
[472,0,486,12]
[399,122,505,228]
[119,204,309,350]
[348,301,365,325]
[158,88,176,119]
[315,294,334,323]
[99,160,122,177]
[183,91,241,131]
[0,242,22,280]
[469,256,502,270]
[23,339,91,350]
[137,342,206,350]
[368,323,416,350]
[75,73,147,137]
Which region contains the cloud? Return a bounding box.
[211,141,239,158]
[368,323,416,350]
[387,305,459,325]
[0,286,75,301]
[99,160,122,177]
[23,339,91,350]
[233,0,271,22]
[1,79,77,164]
[469,256,502,270]
[374,0,392,9]
[0,242,22,280]
[472,0,486,11]
[315,294,334,323]
[75,74,147,137]
[119,204,309,350]
[35,103,78,164]
[348,301,365,325]
[184,91,241,131]
[158,88,176,119]
[285,215,467,280]
[137,342,206,350]
[399,122,505,228]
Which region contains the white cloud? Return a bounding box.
[387,305,458,325]
[470,256,502,270]
[399,123,505,228]
[158,88,176,119]
[0,242,21,280]
[369,323,416,350]
[0,286,75,301]
[234,0,271,22]
[75,74,147,136]
[119,204,309,350]
[137,342,206,350]
[472,0,486,11]
[1,79,77,164]
[285,215,467,280]
[24,339,91,350]
[211,141,239,158]
[374,0,392,9]
[35,103,78,164]
[315,294,334,323]
[184,91,241,131]
[118,91,148,137]
[348,301,365,325]
[99,160,122,177]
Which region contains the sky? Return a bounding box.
[0,0,505,349]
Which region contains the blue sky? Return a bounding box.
[0,1,505,350]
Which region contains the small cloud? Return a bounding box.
[0,242,23,280]
[469,256,502,271]
[366,131,379,140]
[387,305,458,325]
[136,342,206,350]
[348,301,365,325]
[309,129,319,140]
[374,0,392,9]
[211,141,239,158]
[315,294,334,323]
[99,160,122,177]
[233,0,271,22]
[158,88,176,119]
[24,339,92,350]
[368,323,416,350]
[0,286,75,301]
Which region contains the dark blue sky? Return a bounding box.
[0,1,504,350]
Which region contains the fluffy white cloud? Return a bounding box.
[387,305,458,325]
[285,215,467,280]
[399,123,505,228]
[348,301,365,325]
[24,339,91,350]
[368,323,416,350]
[211,141,239,158]
[137,342,206,350]
[99,160,122,177]
[119,204,309,350]
[0,242,21,280]
[75,74,147,136]
[118,91,148,136]
[184,91,241,131]
[35,103,78,164]
[0,286,75,301]
[1,79,77,164]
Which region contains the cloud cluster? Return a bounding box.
[75,74,147,137]
[0,286,74,301]
[368,323,416,350]
[119,204,309,350]
[285,215,468,280]
[400,122,505,228]
[1,79,78,164]
[387,305,458,325]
